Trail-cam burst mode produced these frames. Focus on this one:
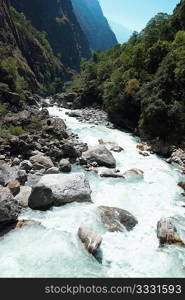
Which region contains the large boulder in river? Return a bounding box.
[44,117,68,139]
[78,226,103,263]
[28,173,92,210]
[123,168,144,181]
[157,218,184,247]
[98,206,138,232]
[82,145,116,168]
[0,188,19,223]
[29,154,54,169]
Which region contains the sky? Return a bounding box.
[99,0,180,31]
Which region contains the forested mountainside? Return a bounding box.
[69,0,185,153]
[71,0,118,51]
[10,0,91,69]
[0,0,64,99]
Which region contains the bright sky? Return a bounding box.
[99,0,180,31]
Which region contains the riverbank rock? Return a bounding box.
[123,168,144,180]
[16,219,41,228]
[59,159,71,172]
[0,163,17,186]
[29,154,54,169]
[82,145,116,168]
[19,160,33,172]
[157,218,185,247]
[78,226,103,262]
[99,169,124,178]
[15,186,32,208]
[44,117,68,139]
[67,110,82,118]
[44,167,60,175]
[98,206,138,232]
[0,188,19,223]
[136,144,151,152]
[6,180,20,196]
[28,173,92,210]
[139,151,150,157]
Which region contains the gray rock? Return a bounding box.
[29,154,54,169]
[83,145,116,168]
[15,186,32,208]
[67,110,82,118]
[16,169,27,185]
[99,169,124,178]
[6,180,20,196]
[110,146,124,153]
[98,206,138,232]
[61,143,79,158]
[59,159,71,172]
[44,118,67,139]
[28,173,92,210]
[78,226,103,262]
[0,163,17,186]
[123,168,144,180]
[0,188,19,223]
[44,167,60,175]
[157,218,185,247]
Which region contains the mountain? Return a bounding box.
[108,20,133,44]
[10,0,91,69]
[71,0,118,51]
[0,0,64,96]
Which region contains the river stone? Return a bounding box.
[123,168,144,180]
[15,186,32,208]
[82,145,116,168]
[157,218,185,247]
[0,188,19,223]
[110,146,124,153]
[44,167,60,174]
[19,160,33,172]
[29,154,54,169]
[6,180,20,196]
[99,169,124,178]
[0,163,17,186]
[98,206,138,232]
[59,159,71,172]
[28,173,92,210]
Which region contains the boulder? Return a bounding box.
[136,144,151,152]
[67,110,82,118]
[44,118,67,139]
[98,206,138,232]
[99,169,124,178]
[59,159,71,172]
[78,226,103,263]
[0,188,19,223]
[44,167,60,175]
[157,218,185,247]
[61,143,79,159]
[15,186,32,208]
[29,154,54,169]
[0,163,17,186]
[3,110,31,126]
[110,146,124,153]
[83,145,116,168]
[139,151,150,157]
[28,173,92,210]
[6,180,20,196]
[19,160,33,172]
[123,168,144,180]
[16,169,27,185]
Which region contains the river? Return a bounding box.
[0,105,185,278]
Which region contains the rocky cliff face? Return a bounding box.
[0,0,64,95]
[71,0,118,51]
[10,0,91,69]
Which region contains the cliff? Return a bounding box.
[71,0,118,51]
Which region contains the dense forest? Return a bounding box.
[69,0,185,151]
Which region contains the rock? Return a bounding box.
[0,163,17,186]
[28,173,92,210]
[110,146,124,153]
[44,167,60,174]
[6,180,20,196]
[16,219,41,228]
[136,144,151,152]
[19,160,33,172]
[59,159,71,172]
[139,151,150,157]
[0,155,5,160]
[83,145,116,168]
[29,154,54,169]
[3,110,31,126]
[16,169,27,185]
[61,143,79,159]
[178,182,185,191]
[0,188,19,223]
[99,169,124,178]
[78,226,103,262]
[67,110,82,118]
[123,168,144,180]
[157,218,185,247]
[53,92,77,108]
[12,157,20,166]
[98,206,138,232]
[44,118,68,139]
[15,186,32,208]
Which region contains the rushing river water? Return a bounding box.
[0,106,185,278]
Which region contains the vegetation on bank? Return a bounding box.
[69,0,185,146]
